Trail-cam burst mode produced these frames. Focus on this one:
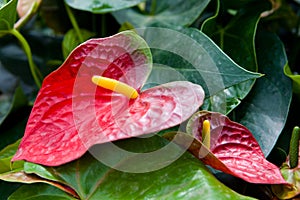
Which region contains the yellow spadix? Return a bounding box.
[92,75,139,99]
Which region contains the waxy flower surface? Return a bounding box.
[12,31,205,166]
[164,111,287,184]
[186,111,287,184]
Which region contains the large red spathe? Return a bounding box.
[12,31,205,166]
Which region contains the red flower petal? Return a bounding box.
[12,31,205,166]
[184,111,287,184]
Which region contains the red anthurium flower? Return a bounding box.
[166,111,287,184]
[12,31,205,166]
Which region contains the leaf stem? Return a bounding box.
[9,29,42,88]
[289,126,300,168]
[65,3,84,43]
[150,0,156,15]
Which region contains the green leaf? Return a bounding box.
[23,136,256,199]
[113,0,210,27]
[0,0,17,32]
[284,64,300,97]
[0,139,23,174]
[139,26,261,115]
[0,181,20,200]
[8,183,78,200]
[201,0,271,114]
[0,140,78,198]
[0,86,28,126]
[64,0,145,14]
[0,117,27,151]
[62,28,95,59]
[234,31,292,156]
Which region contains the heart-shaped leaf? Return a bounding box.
[140,26,261,114]
[12,31,205,166]
[234,31,292,156]
[201,0,271,114]
[113,0,210,27]
[15,136,256,200]
[64,0,145,14]
[166,111,287,184]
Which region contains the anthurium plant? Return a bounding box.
[0,0,299,199]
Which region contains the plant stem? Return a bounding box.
[65,3,84,43]
[9,29,42,88]
[289,126,300,168]
[150,0,157,15]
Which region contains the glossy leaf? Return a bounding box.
[169,110,287,184]
[8,183,78,200]
[141,27,261,103]
[12,31,205,166]
[0,140,78,198]
[20,136,255,200]
[201,0,270,114]
[234,31,292,156]
[113,0,210,27]
[64,0,145,14]
[0,139,23,174]
[0,0,17,32]
[62,28,95,59]
[0,170,79,198]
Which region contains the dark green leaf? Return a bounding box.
[139,27,261,115]
[0,0,17,32]
[0,86,28,126]
[62,28,95,59]
[0,181,20,200]
[234,31,292,156]
[24,136,255,199]
[0,117,27,151]
[0,31,63,88]
[201,0,271,114]
[0,64,18,94]
[113,0,210,27]
[8,183,77,200]
[64,0,145,14]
